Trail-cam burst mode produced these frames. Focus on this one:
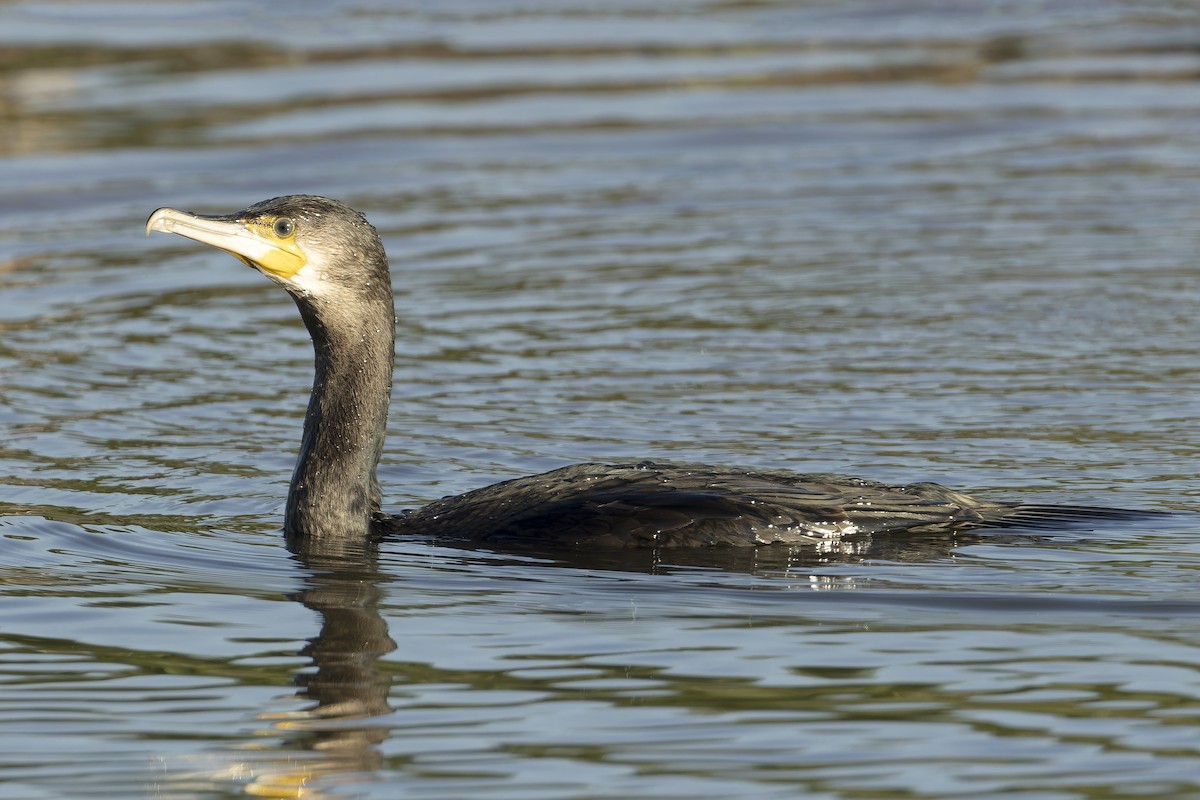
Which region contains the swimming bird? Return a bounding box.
[146,195,1148,548]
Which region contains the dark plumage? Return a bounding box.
[393,461,1147,547]
[146,195,1157,548]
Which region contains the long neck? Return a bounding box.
[285,291,395,539]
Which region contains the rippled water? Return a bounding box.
[3,2,1200,798]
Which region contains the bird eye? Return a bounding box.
[273,218,295,238]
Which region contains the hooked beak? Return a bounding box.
[146,207,307,280]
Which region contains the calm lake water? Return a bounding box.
[3,1,1200,798]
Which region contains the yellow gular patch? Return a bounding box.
[247,217,307,280]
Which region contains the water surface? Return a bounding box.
[2,2,1200,798]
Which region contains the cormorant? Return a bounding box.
[146,195,1147,547]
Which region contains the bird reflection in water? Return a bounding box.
[243,537,396,798]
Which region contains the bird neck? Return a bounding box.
[285,291,395,539]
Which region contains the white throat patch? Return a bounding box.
[278,250,332,298]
